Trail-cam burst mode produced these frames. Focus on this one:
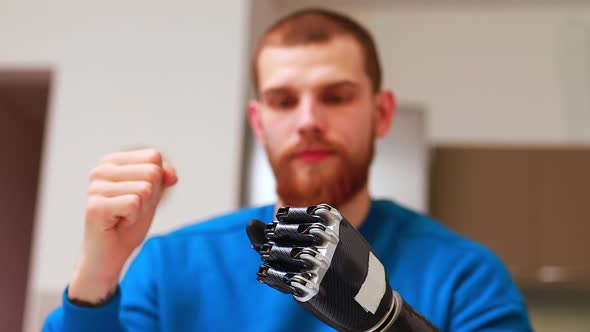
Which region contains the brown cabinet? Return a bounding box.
[430,146,590,288]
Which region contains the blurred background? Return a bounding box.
[1,0,589,331]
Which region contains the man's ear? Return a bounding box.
[247,100,266,146]
[375,90,396,138]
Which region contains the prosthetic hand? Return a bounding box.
[247,204,440,332]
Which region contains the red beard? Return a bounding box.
[267,134,374,208]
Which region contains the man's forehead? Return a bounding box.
[257,36,367,92]
[260,69,361,94]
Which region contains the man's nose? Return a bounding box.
[297,95,325,136]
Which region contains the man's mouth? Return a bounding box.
[295,148,333,163]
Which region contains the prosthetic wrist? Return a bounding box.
[247,204,440,332]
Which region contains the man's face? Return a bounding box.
[251,36,385,208]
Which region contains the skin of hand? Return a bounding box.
[67,148,178,302]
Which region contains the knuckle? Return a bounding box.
[86,195,105,217]
[128,195,141,211]
[145,164,163,183]
[138,181,153,200]
[86,180,102,195]
[145,149,163,165]
[89,165,108,181]
[88,168,100,181]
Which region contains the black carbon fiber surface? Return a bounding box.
[267,223,319,246]
[263,245,310,271]
[386,298,441,332]
[256,265,294,295]
[299,216,393,332]
[277,206,322,224]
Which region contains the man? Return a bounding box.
[43,8,533,331]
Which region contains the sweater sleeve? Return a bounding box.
[41,238,161,332]
[42,287,125,332]
[448,247,533,332]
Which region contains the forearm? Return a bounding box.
[379,291,440,332]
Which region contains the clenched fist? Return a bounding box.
[68,149,177,303]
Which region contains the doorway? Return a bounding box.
[0,70,51,332]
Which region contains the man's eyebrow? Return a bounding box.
[320,80,360,90]
[261,86,294,96]
[261,80,360,96]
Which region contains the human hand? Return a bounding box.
[68,148,177,303]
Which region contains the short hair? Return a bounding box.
[252,8,382,94]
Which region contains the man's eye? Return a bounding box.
[322,93,352,105]
[271,97,298,109]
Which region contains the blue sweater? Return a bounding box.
[43,200,532,331]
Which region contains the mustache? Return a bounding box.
[282,137,342,159]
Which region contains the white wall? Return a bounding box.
[275,0,590,144]
[0,1,251,330]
